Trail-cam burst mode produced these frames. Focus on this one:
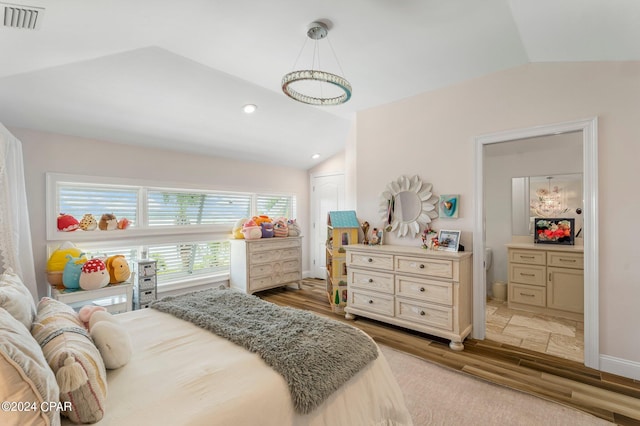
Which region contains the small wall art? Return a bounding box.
[439,194,459,218]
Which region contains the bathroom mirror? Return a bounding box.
[511,173,583,236]
[379,175,438,238]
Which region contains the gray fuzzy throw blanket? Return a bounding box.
[151,287,378,414]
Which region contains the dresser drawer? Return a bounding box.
[137,289,156,304]
[248,238,301,253]
[395,256,453,279]
[250,247,300,263]
[349,290,394,316]
[395,299,453,331]
[137,276,156,291]
[249,263,274,277]
[349,270,394,294]
[510,283,546,307]
[281,259,300,272]
[137,262,157,277]
[347,252,394,271]
[509,249,545,265]
[249,275,274,291]
[509,263,546,286]
[395,276,452,305]
[547,252,583,269]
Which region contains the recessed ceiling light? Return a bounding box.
[243,104,257,114]
[311,153,320,159]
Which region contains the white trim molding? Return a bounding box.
[600,355,640,381]
[473,117,599,370]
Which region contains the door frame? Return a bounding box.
[309,171,345,279]
[472,117,599,369]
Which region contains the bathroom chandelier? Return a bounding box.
[531,176,564,217]
[281,21,352,106]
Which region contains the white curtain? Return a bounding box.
[0,123,37,300]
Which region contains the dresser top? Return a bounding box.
[506,242,584,253]
[345,244,472,259]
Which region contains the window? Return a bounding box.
[46,173,296,288]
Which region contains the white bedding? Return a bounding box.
[62,308,412,426]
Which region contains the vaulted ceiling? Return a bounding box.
[1,0,638,169]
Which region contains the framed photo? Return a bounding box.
[534,218,575,245]
[370,228,384,246]
[437,230,460,252]
[439,194,459,218]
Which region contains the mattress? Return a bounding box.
[62,308,413,426]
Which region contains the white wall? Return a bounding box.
[354,62,640,367]
[13,128,310,299]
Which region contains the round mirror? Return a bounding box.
[379,175,438,238]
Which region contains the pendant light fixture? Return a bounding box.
[282,21,352,106]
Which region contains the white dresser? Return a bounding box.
[507,243,584,320]
[344,244,473,351]
[230,237,302,294]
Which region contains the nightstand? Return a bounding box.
[49,283,133,314]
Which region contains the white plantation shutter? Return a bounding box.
[58,185,138,227]
[256,195,295,218]
[148,190,251,226]
[148,241,230,282]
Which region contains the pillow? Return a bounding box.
[0,268,37,330]
[0,308,61,426]
[31,298,107,424]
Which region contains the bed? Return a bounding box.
[0,269,412,426]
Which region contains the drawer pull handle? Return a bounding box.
[419,287,425,292]
[420,311,426,316]
[519,292,535,297]
[368,278,374,283]
[368,300,374,304]
[559,258,577,262]
[520,273,535,277]
[520,255,535,259]
[368,258,373,263]
[549,272,552,281]
[419,264,425,269]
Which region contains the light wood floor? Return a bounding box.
[257,279,640,426]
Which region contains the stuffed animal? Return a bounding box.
[232,218,247,239]
[241,219,262,240]
[252,215,272,226]
[105,255,131,284]
[260,221,274,238]
[57,213,79,232]
[273,218,289,237]
[78,213,97,231]
[117,217,130,229]
[99,213,118,231]
[46,241,83,286]
[78,306,132,370]
[79,258,110,290]
[62,253,87,289]
[287,219,301,236]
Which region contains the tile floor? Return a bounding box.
[485,298,584,363]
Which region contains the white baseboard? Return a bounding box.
[599,354,640,380]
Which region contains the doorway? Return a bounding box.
[310,172,345,279]
[472,117,599,369]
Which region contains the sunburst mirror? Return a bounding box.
[379,175,439,238]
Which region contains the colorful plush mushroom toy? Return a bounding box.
[79,258,110,290]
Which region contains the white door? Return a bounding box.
[311,173,345,278]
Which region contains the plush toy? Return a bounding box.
[105,255,131,284]
[232,218,247,239]
[117,218,130,229]
[57,213,79,232]
[62,253,87,289]
[99,213,118,231]
[46,242,83,286]
[78,213,97,231]
[79,258,110,290]
[252,215,272,226]
[260,221,274,238]
[241,219,262,240]
[78,306,132,370]
[273,218,289,237]
[287,219,301,236]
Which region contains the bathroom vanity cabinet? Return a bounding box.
[506,243,584,320]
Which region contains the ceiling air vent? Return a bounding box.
[2,2,44,30]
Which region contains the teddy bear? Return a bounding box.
[78,306,132,370]
[105,255,131,284]
[78,213,97,231]
[99,213,118,231]
[79,258,110,290]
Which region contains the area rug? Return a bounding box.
[379,345,613,426]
